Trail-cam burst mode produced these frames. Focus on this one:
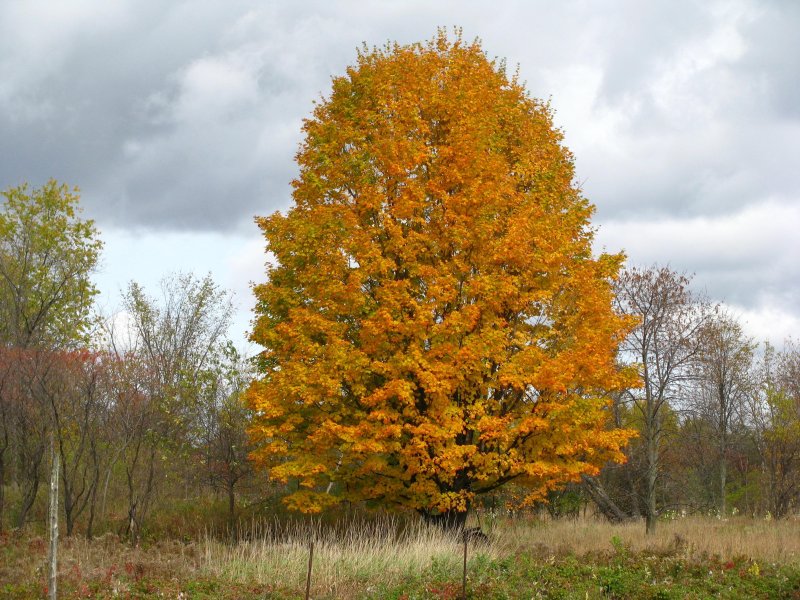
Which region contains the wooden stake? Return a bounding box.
[48,435,59,600]
[462,530,468,600]
[304,540,314,600]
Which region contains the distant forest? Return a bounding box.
[1,180,799,542]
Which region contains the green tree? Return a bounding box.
[0,180,101,348]
[693,308,755,515]
[0,179,102,529]
[749,342,800,518]
[196,342,254,522]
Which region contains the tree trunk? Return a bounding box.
[645,459,657,534]
[645,424,658,535]
[581,475,634,523]
[643,381,660,536]
[100,455,117,521]
[227,480,235,523]
[16,433,45,529]
[0,397,8,533]
[63,479,75,537]
[0,453,5,532]
[16,471,41,529]
[86,482,98,539]
[86,457,100,539]
[645,440,658,535]
[719,449,727,516]
[421,508,468,533]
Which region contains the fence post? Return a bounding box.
[48,434,60,600]
[305,540,314,600]
[462,529,468,600]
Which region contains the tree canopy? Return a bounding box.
[0,180,102,348]
[0,179,102,530]
[247,31,636,525]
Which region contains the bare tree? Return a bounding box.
[12,349,49,528]
[0,349,15,531]
[614,266,709,534]
[693,308,755,515]
[110,272,233,541]
[42,350,106,536]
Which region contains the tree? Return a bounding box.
[247,31,636,529]
[113,272,234,540]
[0,349,12,530]
[196,342,253,522]
[0,180,101,529]
[614,266,709,534]
[748,342,800,518]
[693,308,754,515]
[4,347,50,528]
[0,180,101,348]
[42,349,107,536]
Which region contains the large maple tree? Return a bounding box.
[247,32,635,527]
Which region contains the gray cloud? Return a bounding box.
[594,199,800,344]
[3,1,797,229]
[1,0,798,341]
[548,1,800,222]
[0,1,468,230]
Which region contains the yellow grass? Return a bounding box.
[200,517,492,596]
[196,514,800,593]
[493,514,800,564]
[8,514,800,596]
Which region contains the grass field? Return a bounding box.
[4,515,800,598]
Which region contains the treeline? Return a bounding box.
[546,268,800,533]
[2,181,799,540]
[0,182,259,540]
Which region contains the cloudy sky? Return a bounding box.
[1,0,798,348]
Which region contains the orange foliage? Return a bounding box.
[247,31,636,517]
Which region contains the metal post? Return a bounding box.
[304,540,314,600]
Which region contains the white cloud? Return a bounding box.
[730,303,800,347]
[172,56,260,123]
[596,199,800,343]
[597,200,800,270]
[94,227,265,346]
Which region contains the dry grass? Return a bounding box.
[201,517,496,596]
[0,531,205,597]
[492,514,800,564]
[6,514,800,597]
[197,514,800,594]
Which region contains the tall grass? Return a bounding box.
[198,513,800,595]
[8,513,800,598]
[201,516,495,596]
[494,514,800,564]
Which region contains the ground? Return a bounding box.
[4,516,800,599]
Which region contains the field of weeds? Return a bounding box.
[4,515,800,598]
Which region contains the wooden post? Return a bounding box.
[48,435,60,600]
[462,530,468,600]
[304,540,314,600]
